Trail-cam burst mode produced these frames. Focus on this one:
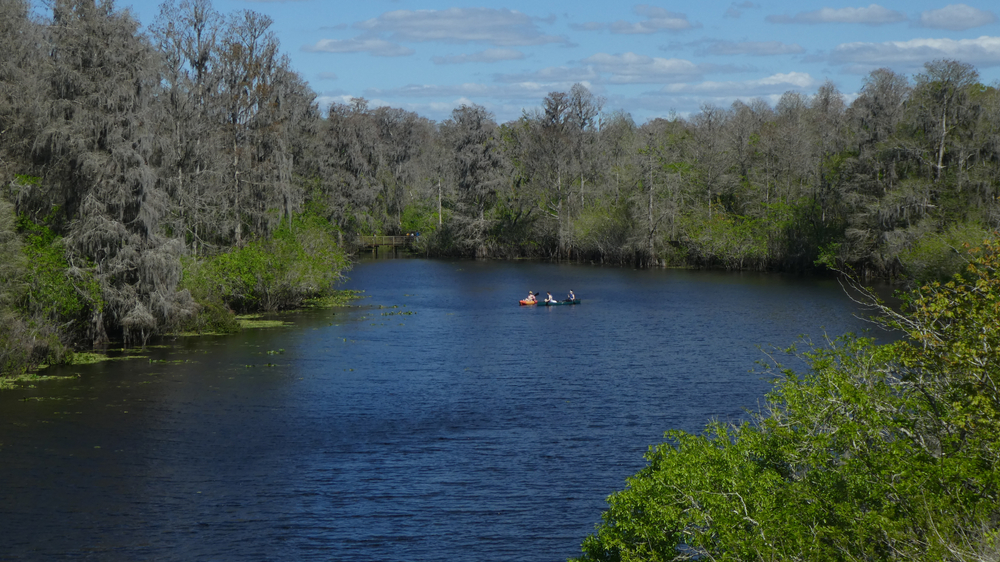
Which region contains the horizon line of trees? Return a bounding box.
[3,0,1000,372]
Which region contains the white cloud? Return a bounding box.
[582,52,704,83]
[766,4,907,25]
[354,8,569,46]
[579,5,696,34]
[495,65,602,85]
[315,94,360,113]
[303,38,413,57]
[918,4,997,31]
[699,40,805,56]
[657,72,820,96]
[366,83,493,98]
[432,49,526,65]
[829,36,1000,68]
[365,82,583,106]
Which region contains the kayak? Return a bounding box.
[519,299,537,306]
[543,299,580,306]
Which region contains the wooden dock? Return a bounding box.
[357,235,416,249]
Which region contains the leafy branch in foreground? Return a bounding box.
[575,238,1000,562]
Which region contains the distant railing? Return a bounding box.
[357,235,416,248]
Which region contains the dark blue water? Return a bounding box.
[0,259,891,561]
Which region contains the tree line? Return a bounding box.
[2,0,1000,373]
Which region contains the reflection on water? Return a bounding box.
[0,259,894,561]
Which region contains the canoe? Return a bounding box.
[543,299,580,306]
[519,299,537,306]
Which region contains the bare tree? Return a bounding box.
[150,0,225,254]
[910,60,979,183]
[566,83,604,207]
[690,103,732,219]
[633,118,689,265]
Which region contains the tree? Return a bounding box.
[690,104,732,219]
[772,91,812,205]
[909,60,980,183]
[0,0,47,180]
[566,83,604,207]
[727,98,772,202]
[596,110,637,206]
[518,91,575,255]
[27,0,195,346]
[150,0,226,254]
[216,9,306,245]
[317,99,431,236]
[369,105,433,232]
[442,104,503,257]
[851,68,909,155]
[633,118,689,265]
[807,81,848,226]
[319,98,384,234]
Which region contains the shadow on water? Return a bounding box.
[0,259,898,561]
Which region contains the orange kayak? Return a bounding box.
[519,299,537,306]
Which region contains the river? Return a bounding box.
[0,258,893,561]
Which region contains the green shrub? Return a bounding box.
[898,221,990,283]
[181,213,350,316]
[16,214,102,324]
[400,202,440,235]
[0,203,100,375]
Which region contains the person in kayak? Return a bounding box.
[545,292,555,303]
[526,291,537,303]
[566,290,575,301]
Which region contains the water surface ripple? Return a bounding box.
[0,259,890,561]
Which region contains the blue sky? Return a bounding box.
[122,1,1000,123]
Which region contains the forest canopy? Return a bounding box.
[3,0,1000,374]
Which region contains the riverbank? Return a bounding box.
[0,289,366,386]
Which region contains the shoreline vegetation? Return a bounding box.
[3,0,1000,375]
[0,288,364,387]
[573,239,1000,562]
[1,1,999,554]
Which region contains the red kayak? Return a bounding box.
[519,299,537,306]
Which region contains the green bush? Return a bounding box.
[0,204,101,375]
[685,211,771,270]
[400,202,440,236]
[181,214,350,316]
[898,221,990,283]
[16,214,102,324]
